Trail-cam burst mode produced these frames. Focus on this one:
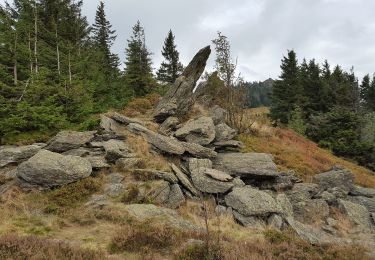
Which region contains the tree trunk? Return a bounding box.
[28,32,33,74]
[34,3,38,74]
[13,33,18,85]
[56,27,60,76]
[68,50,72,84]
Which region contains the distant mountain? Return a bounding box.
[244,78,274,108]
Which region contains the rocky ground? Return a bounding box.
[1,46,375,259]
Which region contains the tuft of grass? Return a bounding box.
[0,234,106,260]
[108,221,202,254]
[122,93,161,117]
[120,184,140,204]
[43,177,103,214]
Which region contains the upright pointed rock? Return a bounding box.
[154,46,211,122]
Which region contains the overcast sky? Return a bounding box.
[3,0,375,82]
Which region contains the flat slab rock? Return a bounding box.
[213,153,278,178]
[16,150,92,188]
[122,204,200,231]
[0,143,45,168]
[313,167,354,194]
[46,131,95,153]
[225,186,282,217]
[175,116,216,145]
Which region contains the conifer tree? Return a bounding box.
[361,74,375,111]
[123,20,154,96]
[270,50,300,124]
[156,30,183,84]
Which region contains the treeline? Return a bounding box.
[0,0,183,143]
[244,78,273,108]
[270,50,375,170]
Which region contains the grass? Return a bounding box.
[0,234,106,260]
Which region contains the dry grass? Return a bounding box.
[0,234,106,260]
[123,93,161,118]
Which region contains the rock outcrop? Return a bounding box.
[175,116,216,145]
[17,150,92,188]
[0,144,45,168]
[46,131,95,153]
[154,46,211,122]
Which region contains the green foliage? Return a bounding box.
[157,30,183,84]
[244,78,273,108]
[361,74,375,111]
[288,106,307,135]
[123,21,155,96]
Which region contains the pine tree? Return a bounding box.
[92,1,119,75]
[269,50,300,124]
[123,20,154,96]
[361,74,375,111]
[156,30,183,84]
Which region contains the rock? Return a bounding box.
[133,169,179,184]
[371,213,375,225]
[17,150,92,188]
[268,214,284,230]
[122,204,200,230]
[110,112,144,125]
[313,167,354,194]
[286,183,319,204]
[46,131,95,153]
[154,46,211,122]
[315,191,337,205]
[214,123,237,142]
[209,105,227,125]
[108,173,124,184]
[158,117,180,136]
[213,153,278,178]
[258,171,299,191]
[232,211,265,228]
[204,168,233,182]
[213,140,244,151]
[182,142,217,159]
[171,163,200,196]
[276,193,294,218]
[0,144,45,167]
[103,140,131,163]
[93,132,125,142]
[286,218,333,245]
[166,184,185,209]
[232,177,246,187]
[128,123,186,155]
[85,195,109,208]
[116,158,142,170]
[350,186,375,198]
[62,148,91,157]
[149,181,171,204]
[225,186,282,217]
[87,156,110,170]
[348,196,375,213]
[293,199,330,224]
[188,158,213,173]
[104,183,125,197]
[338,199,372,230]
[175,117,216,145]
[190,167,234,194]
[215,205,233,216]
[100,114,126,133]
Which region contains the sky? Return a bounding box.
[3,0,375,82]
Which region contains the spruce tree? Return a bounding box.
[156,30,183,84]
[123,20,154,96]
[361,74,375,111]
[270,50,300,124]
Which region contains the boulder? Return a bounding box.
[17,150,92,188]
[350,186,375,198]
[293,199,330,224]
[149,181,171,204]
[213,153,278,178]
[171,163,199,196]
[225,186,282,217]
[209,105,227,125]
[62,148,91,157]
[154,46,211,122]
[122,204,200,230]
[103,140,131,163]
[87,156,110,170]
[133,169,179,184]
[212,140,244,151]
[190,167,234,194]
[276,193,294,218]
[286,183,319,204]
[0,144,45,167]
[338,199,372,230]
[100,114,126,133]
[215,205,233,216]
[166,184,185,209]
[181,142,217,159]
[46,131,95,153]
[214,123,237,142]
[175,116,216,145]
[233,211,265,228]
[110,112,144,125]
[348,196,375,213]
[116,158,142,170]
[257,171,300,191]
[313,167,354,194]
[104,183,125,197]
[268,214,284,230]
[128,123,185,155]
[188,158,213,173]
[158,117,180,136]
